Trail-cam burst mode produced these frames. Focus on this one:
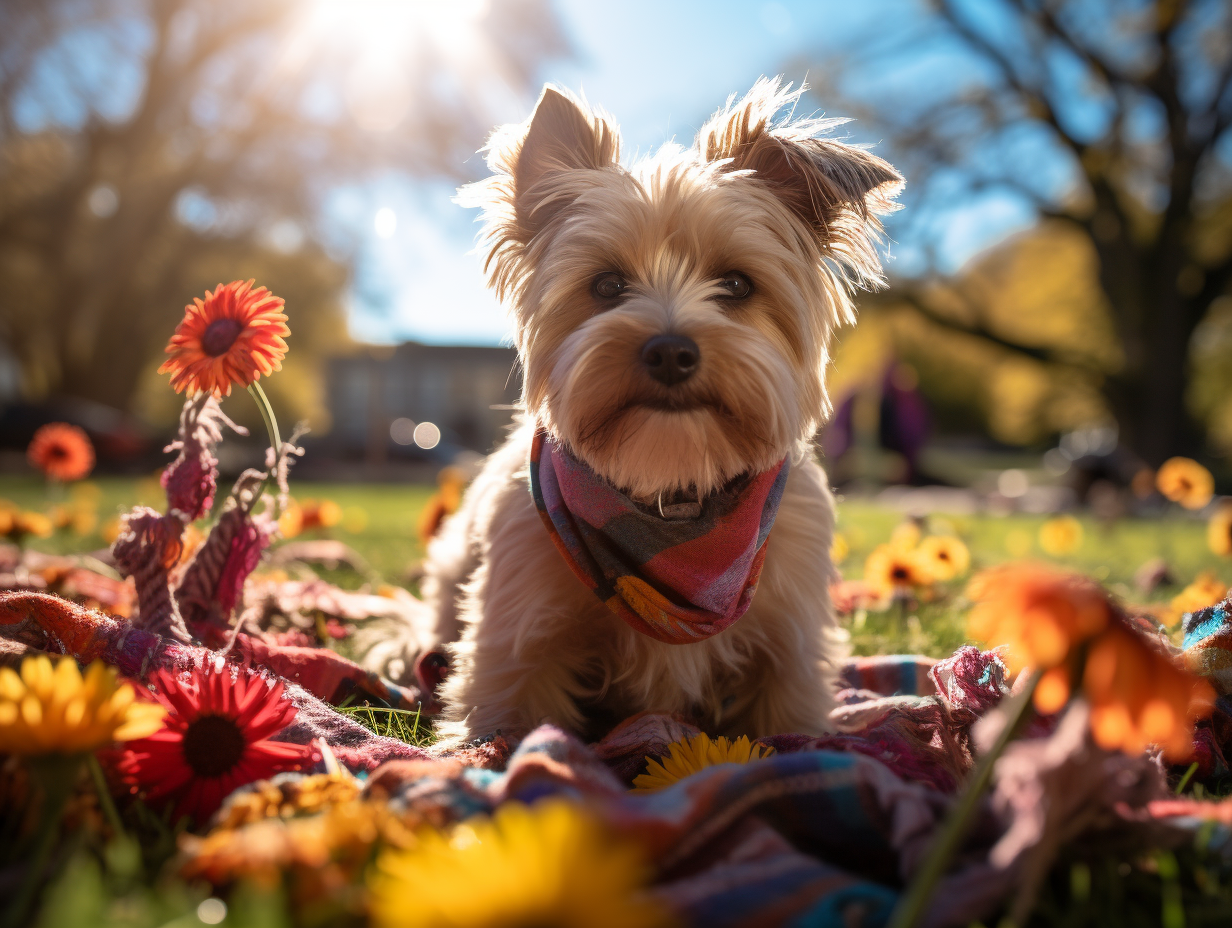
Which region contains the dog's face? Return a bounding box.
[464,78,901,500]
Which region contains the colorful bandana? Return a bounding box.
[529,430,789,644]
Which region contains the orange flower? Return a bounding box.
[1166,572,1228,626]
[1156,457,1214,510]
[1083,623,1215,760]
[27,423,95,482]
[966,564,1111,672]
[159,280,290,397]
[298,499,343,532]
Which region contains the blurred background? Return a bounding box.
[4,0,1232,637]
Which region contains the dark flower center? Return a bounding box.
[891,566,911,581]
[202,318,243,357]
[48,445,68,459]
[182,713,247,777]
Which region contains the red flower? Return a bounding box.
[27,423,95,481]
[116,663,315,823]
[158,279,290,397]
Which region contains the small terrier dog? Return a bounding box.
[374,77,901,744]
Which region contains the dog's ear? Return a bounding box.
[697,78,902,245]
[504,85,621,237]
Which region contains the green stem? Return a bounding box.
[247,381,281,456]
[1,755,83,928]
[86,754,124,839]
[886,670,1041,928]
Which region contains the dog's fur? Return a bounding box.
[368,77,902,744]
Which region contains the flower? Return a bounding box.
[213,771,361,830]
[114,663,315,823]
[158,279,290,397]
[0,656,165,755]
[1208,503,1232,556]
[916,535,970,581]
[864,543,932,596]
[297,498,343,532]
[632,732,773,792]
[27,422,95,482]
[1168,572,1228,626]
[829,532,849,565]
[1083,622,1215,760]
[183,798,418,900]
[418,467,468,543]
[966,564,1112,672]
[890,521,922,551]
[1156,457,1214,510]
[6,511,53,541]
[369,800,673,928]
[1038,515,1084,556]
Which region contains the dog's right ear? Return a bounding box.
[490,85,621,240]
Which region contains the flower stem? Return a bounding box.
[87,753,125,838]
[1,755,83,928]
[247,381,281,456]
[886,670,1041,928]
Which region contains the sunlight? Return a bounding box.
[282,0,493,131]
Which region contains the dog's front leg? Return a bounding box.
[434,490,599,745]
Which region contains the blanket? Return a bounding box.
[7,588,1232,927]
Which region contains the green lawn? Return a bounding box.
[2,475,1225,659]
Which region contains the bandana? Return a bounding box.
[529,430,789,644]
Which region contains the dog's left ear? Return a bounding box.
[697,78,902,244]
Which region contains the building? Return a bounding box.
[327,343,522,459]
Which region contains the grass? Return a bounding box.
[3,475,1225,660]
[337,704,436,748]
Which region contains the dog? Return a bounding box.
[371,77,901,744]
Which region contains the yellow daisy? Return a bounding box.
[1167,572,1228,626]
[632,732,773,793]
[0,655,165,755]
[915,535,970,581]
[864,543,932,597]
[889,521,922,551]
[213,771,362,830]
[1156,457,1214,510]
[829,533,849,565]
[1039,515,1084,556]
[369,800,674,928]
[1208,503,1232,557]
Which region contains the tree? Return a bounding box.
[0,0,566,419]
[809,0,1232,464]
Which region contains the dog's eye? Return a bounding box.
[717,273,752,300]
[592,273,628,300]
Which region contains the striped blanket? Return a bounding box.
[529,429,789,643]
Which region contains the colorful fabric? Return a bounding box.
[528,429,789,643]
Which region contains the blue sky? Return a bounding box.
[346,0,1038,347]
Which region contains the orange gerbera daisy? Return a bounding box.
[159,280,290,397]
[1156,457,1214,510]
[966,563,1112,673]
[27,423,95,482]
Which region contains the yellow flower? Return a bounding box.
[1156,457,1214,510]
[829,533,849,565]
[369,800,674,928]
[890,521,922,551]
[0,656,165,755]
[1168,572,1228,626]
[183,798,416,896]
[213,772,362,830]
[1208,503,1232,557]
[864,543,932,596]
[632,732,773,793]
[915,536,970,581]
[1039,515,1084,556]
[9,511,53,540]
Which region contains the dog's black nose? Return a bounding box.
[641,334,699,385]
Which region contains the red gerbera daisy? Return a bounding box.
[115,663,315,823]
[27,422,95,481]
[158,279,290,397]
